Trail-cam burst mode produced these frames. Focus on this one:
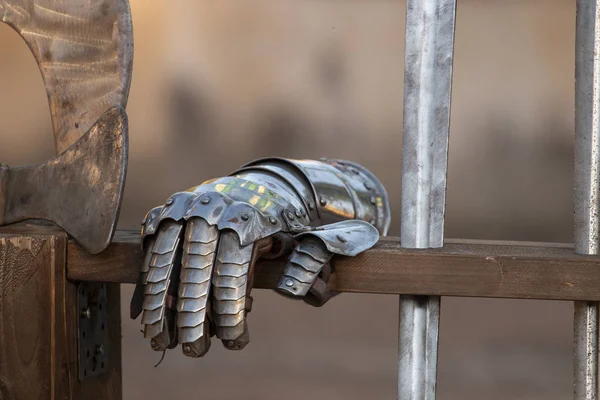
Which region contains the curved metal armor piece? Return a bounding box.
[295,219,381,256]
[0,106,128,254]
[132,158,390,357]
[0,0,134,153]
[239,157,391,235]
[0,1,133,254]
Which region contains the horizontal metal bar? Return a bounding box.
[66,230,600,302]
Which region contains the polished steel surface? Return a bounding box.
[295,219,380,257]
[400,0,455,249]
[399,0,456,399]
[575,302,599,400]
[574,1,600,398]
[132,158,391,357]
[399,296,440,400]
[0,107,128,254]
[239,157,391,234]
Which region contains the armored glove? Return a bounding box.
[130,158,390,357]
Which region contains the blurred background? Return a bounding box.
[0,0,577,398]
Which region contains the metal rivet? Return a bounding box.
[285,279,294,287]
[337,235,347,243]
[308,202,315,210]
[96,345,105,356]
[241,213,250,221]
[183,344,192,353]
[150,339,159,350]
[287,212,295,220]
[320,198,327,206]
[201,197,211,204]
[300,209,306,217]
[81,307,91,319]
[166,198,174,205]
[369,196,377,205]
[227,341,235,347]
[295,210,302,218]
[269,216,278,225]
[364,182,372,190]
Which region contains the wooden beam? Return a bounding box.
[67,230,600,302]
[0,224,122,399]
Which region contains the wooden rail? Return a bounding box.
[67,230,600,302]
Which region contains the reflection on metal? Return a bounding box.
[574,1,600,399]
[78,282,108,380]
[239,158,391,233]
[0,107,128,254]
[399,296,440,400]
[401,0,455,249]
[575,302,599,400]
[131,158,391,357]
[399,0,456,399]
[294,219,380,256]
[0,0,134,153]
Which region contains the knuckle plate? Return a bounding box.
[185,191,283,246]
[141,207,162,242]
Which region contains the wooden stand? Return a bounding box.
[0,224,122,399]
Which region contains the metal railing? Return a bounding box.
[397,0,600,398]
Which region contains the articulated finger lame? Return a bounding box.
[278,220,380,305]
[178,217,218,357]
[131,157,391,358]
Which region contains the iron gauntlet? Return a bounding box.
[130,158,390,357]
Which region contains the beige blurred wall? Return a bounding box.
[0,1,578,399]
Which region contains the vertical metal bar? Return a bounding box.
[574,1,600,399]
[400,0,456,399]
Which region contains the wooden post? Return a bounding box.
[0,224,122,399]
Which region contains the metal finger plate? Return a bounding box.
[78,282,109,380]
